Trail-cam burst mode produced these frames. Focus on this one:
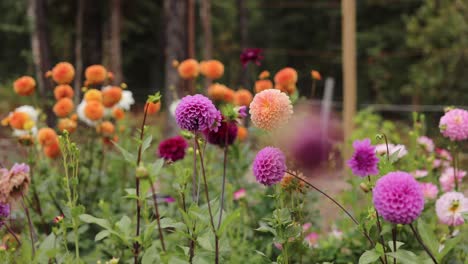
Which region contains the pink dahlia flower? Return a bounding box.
[175,94,221,132]
[253,147,286,186]
[419,182,438,200]
[373,171,425,224]
[249,89,293,131]
[439,108,468,141]
[439,167,466,192]
[435,192,468,226]
[417,136,435,152]
[347,138,379,177]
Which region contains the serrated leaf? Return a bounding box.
[359,249,381,264]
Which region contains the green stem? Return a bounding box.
[21,194,35,257]
[409,223,438,264]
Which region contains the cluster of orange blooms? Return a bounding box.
[3,62,139,159]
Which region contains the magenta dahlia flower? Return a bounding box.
[203,119,238,147]
[439,108,468,141]
[158,136,188,162]
[435,192,467,226]
[373,171,425,224]
[240,48,263,68]
[347,138,379,177]
[253,147,286,186]
[175,94,222,132]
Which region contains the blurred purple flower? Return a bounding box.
[240,48,263,68]
[164,196,176,203]
[237,106,247,118]
[0,202,9,228]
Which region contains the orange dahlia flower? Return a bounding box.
[311,70,322,80]
[237,126,248,141]
[254,79,273,93]
[37,127,58,146]
[249,89,293,131]
[98,121,115,136]
[178,59,199,79]
[84,101,104,121]
[234,89,253,107]
[84,89,102,103]
[102,86,122,107]
[8,112,29,130]
[52,62,75,84]
[44,142,61,158]
[274,67,298,95]
[53,98,74,118]
[54,85,74,100]
[57,118,77,133]
[13,76,36,96]
[85,65,107,84]
[145,101,161,115]
[200,60,224,79]
[112,108,125,120]
[258,71,270,80]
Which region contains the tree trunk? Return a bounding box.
[109,0,123,84]
[74,0,84,104]
[186,0,196,94]
[164,0,187,135]
[200,0,212,88]
[237,0,249,88]
[28,0,51,97]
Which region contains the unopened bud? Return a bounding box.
[360,182,370,193]
[136,165,148,178]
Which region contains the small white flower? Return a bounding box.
[15,105,39,122]
[169,99,180,118]
[117,90,134,111]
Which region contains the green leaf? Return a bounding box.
[375,243,385,255]
[359,249,381,264]
[34,233,57,263]
[113,142,136,165]
[217,209,241,236]
[141,135,153,154]
[116,215,132,236]
[386,249,430,264]
[142,243,160,264]
[387,241,404,252]
[79,214,111,229]
[159,217,186,230]
[95,230,110,241]
[197,232,214,251]
[151,158,165,175]
[416,220,438,256]
[438,234,463,261]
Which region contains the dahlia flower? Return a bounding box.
[52,62,75,84]
[253,147,286,186]
[1,163,31,201]
[439,167,466,192]
[233,189,246,200]
[77,100,97,126]
[411,170,428,179]
[419,182,438,200]
[417,136,435,152]
[249,89,293,131]
[292,128,331,172]
[240,48,263,68]
[435,192,468,226]
[158,136,188,162]
[439,108,468,141]
[373,171,425,224]
[13,76,36,96]
[203,119,237,147]
[347,138,379,177]
[117,90,135,111]
[175,94,221,132]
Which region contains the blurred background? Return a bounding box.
[0,0,467,125]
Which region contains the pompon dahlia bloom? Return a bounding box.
[37,127,58,146]
[240,48,263,68]
[178,59,199,79]
[158,136,188,162]
[44,142,61,158]
[203,119,238,147]
[200,60,224,79]
[253,147,286,186]
[85,64,107,84]
[439,108,468,141]
[53,98,74,117]
[234,89,253,107]
[417,136,434,152]
[249,89,293,131]
[207,83,235,103]
[84,89,103,102]
[274,67,298,95]
[436,192,468,226]
[54,84,74,100]
[98,121,115,136]
[439,167,466,192]
[347,138,379,177]
[57,118,77,133]
[420,182,438,200]
[373,171,425,224]
[52,62,75,84]
[102,86,123,108]
[13,76,36,96]
[175,94,221,132]
[255,79,273,93]
[84,101,104,121]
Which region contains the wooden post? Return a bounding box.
[342,0,357,161]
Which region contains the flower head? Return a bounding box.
[200,60,224,79]
[175,94,221,132]
[98,121,115,136]
[253,147,286,186]
[54,85,74,100]
[207,83,235,103]
[102,86,123,108]
[347,138,379,177]
[117,90,135,111]
[85,65,107,84]
[13,76,36,96]
[53,98,74,117]
[254,79,273,93]
[234,89,253,107]
[311,70,322,80]
[44,142,61,158]
[291,128,331,172]
[84,101,104,121]
[4,163,31,201]
[84,89,103,103]
[305,232,319,248]
[52,62,75,84]
[439,167,466,192]
[158,136,188,162]
[435,192,468,226]
[240,48,263,68]
[439,108,468,141]
[417,136,434,152]
[419,182,438,200]
[249,89,293,131]
[203,119,238,147]
[57,118,77,133]
[274,67,298,95]
[145,102,161,115]
[38,127,58,146]
[233,189,246,200]
[373,171,425,224]
[178,59,199,79]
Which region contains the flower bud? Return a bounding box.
[136,165,148,179]
[360,182,370,193]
